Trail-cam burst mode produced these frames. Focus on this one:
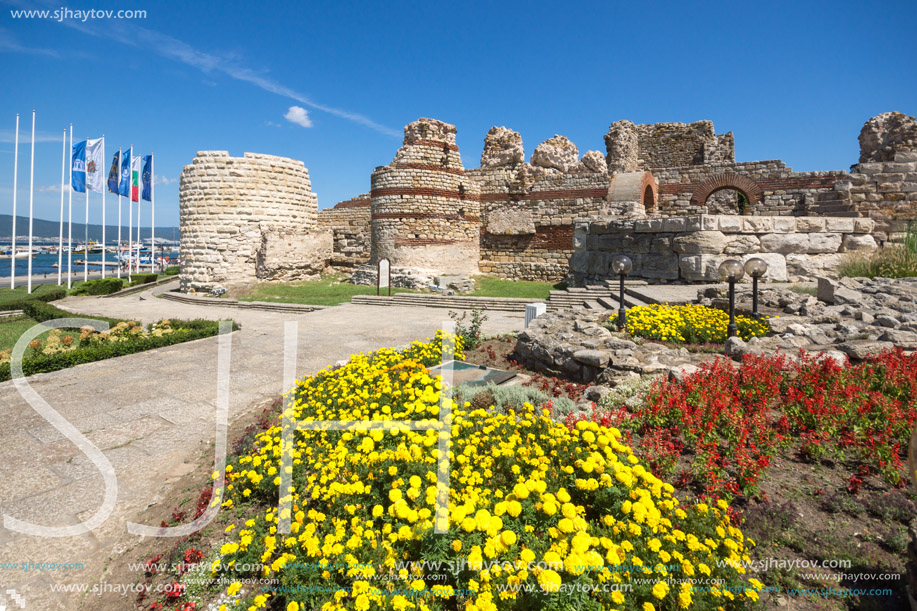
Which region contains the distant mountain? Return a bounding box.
[0,214,179,243]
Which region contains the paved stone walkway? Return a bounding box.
[0,283,524,610]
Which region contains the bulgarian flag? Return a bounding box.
[131,155,141,202]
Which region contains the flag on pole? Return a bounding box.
[119,148,131,197]
[131,155,141,202]
[86,137,104,193]
[142,154,152,202]
[71,140,86,193]
[107,151,120,194]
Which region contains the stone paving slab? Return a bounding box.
[0,286,524,610]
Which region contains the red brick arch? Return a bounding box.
[689,173,764,208]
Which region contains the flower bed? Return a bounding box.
[619,304,770,344]
[567,349,917,500]
[0,301,234,381]
[196,332,762,611]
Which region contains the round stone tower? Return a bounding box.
[370,118,481,275]
[179,151,325,291]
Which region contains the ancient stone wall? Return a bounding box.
[465,128,612,282]
[179,151,326,291]
[370,118,482,274]
[570,214,878,284]
[317,194,371,268]
[605,120,735,171]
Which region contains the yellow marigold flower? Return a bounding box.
[537,569,562,592]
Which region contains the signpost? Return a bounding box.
[377,258,391,296]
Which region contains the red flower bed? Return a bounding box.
[566,348,917,499]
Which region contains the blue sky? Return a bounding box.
[1,0,915,227]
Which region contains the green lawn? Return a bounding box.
[0,283,72,309]
[237,276,417,306]
[469,276,564,300]
[0,315,49,352]
[237,274,564,306]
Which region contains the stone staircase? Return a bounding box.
[546,281,653,312]
[807,191,859,217]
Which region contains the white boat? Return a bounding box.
[0,250,35,259]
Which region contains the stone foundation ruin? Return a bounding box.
[178,151,331,292]
[179,112,917,290]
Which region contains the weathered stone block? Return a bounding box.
[743,217,774,233]
[807,233,843,254]
[723,235,760,255]
[795,217,826,232]
[759,233,810,254]
[672,231,729,255]
[852,218,876,233]
[772,217,797,233]
[678,254,727,282]
[636,254,679,280]
[840,234,878,251]
[717,216,743,232]
[825,218,856,232]
[662,217,687,232]
[634,218,664,232]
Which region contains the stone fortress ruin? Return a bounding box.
[179,111,917,291]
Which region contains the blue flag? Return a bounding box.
[107,151,120,194]
[118,148,131,197]
[141,154,152,202]
[71,140,86,193]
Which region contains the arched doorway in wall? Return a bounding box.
[706,188,750,215]
[689,173,763,215]
[643,185,656,213]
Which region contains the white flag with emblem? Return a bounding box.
[86,137,104,193]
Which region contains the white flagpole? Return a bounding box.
[135,196,140,273]
[83,158,89,283]
[150,154,155,273]
[127,146,132,282]
[67,124,72,289]
[10,113,19,289]
[26,110,35,294]
[101,136,106,279]
[58,129,65,285]
[117,148,121,279]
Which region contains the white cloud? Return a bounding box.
[154,175,177,186]
[35,7,400,137]
[38,184,72,193]
[265,121,282,128]
[284,106,313,129]
[0,129,67,144]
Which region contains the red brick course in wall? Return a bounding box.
[479,187,609,202]
[481,225,574,251]
[660,175,838,196]
[371,187,479,201]
[372,212,481,222]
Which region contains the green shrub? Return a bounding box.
[70,278,124,296]
[128,273,158,286]
[163,266,180,276]
[21,300,124,327]
[0,285,67,311]
[0,318,236,381]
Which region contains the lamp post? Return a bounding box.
[743,257,769,319]
[611,255,633,331]
[717,259,745,339]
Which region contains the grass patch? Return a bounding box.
[469,275,563,299]
[839,221,917,278]
[237,274,416,306]
[788,283,818,296]
[0,283,69,310]
[0,315,49,351]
